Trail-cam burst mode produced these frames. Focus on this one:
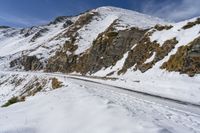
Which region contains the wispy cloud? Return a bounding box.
[0,13,48,27]
[142,0,200,22]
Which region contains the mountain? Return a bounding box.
[1,6,200,133]
[0,6,164,70]
[0,6,200,105]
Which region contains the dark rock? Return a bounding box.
[77,27,147,74]
[30,28,49,42]
[182,18,200,29]
[63,20,73,28]
[189,43,200,57]
[46,24,147,74]
[154,24,173,31]
[20,26,39,37]
[50,16,69,25]
[45,11,99,73]
[22,56,43,71]
[161,36,200,76]
[10,58,21,68]
[119,30,178,74]
[10,55,43,71]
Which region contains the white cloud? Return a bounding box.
[142,0,200,22]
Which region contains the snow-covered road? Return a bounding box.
[0,71,200,133]
[67,76,200,133]
[68,76,200,115]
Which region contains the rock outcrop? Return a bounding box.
[46,25,147,74]
[182,18,200,29]
[119,32,178,74]
[161,36,200,76]
[10,55,43,71]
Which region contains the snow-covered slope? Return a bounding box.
[93,17,200,76]
[0,19,71,70]
[74,6,165,54]
[95,6,164,30]
[92,17,200,104]
[0,6,200,132]
[0,73,162,133]
[0,6,199,100]
[0,6,199,105]
[0,6,164,69]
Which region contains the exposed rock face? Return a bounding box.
[161,37,200,76]
[49,16,74,28]
[45,11,102,73]
[10,56,43,71]
[50,16,69,25]
[46,50,78,73]
[30,28,49,42]
[46,26,147,74]
[154,24,173,31]
[20,26,39,37]
[182,18,200,29]
[78,27,147,74]
[119,33,178,74]
[63,11,98,38]
[25,11,98,73]
[63,20,73,28]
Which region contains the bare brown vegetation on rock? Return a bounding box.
[51,78,63,89]
[182,18,200,29]
[119,32,178,74]
[154,24,173,31]
[161,36,200,76]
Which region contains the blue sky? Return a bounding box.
[0,0,200,27]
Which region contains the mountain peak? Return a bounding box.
[91,6,166,30]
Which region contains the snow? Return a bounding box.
[144,52,156,64]
[74,6,165,55]
[150,20,200,47]
[0,6,166,70]
[0,73,52,105]
[150,18,200,68]
[0,72,200,133]
[0,7,200,133]
[0,6,165,70]
[90,17,200,105]
[0,74,161,133]
[94,52,129,76]
[95,6,165,30]
[74,14,118,55]
[90,45,200,104]
[92,68,200,105]
[0,21,69,63]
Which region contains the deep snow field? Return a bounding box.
[0,72,200,133]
